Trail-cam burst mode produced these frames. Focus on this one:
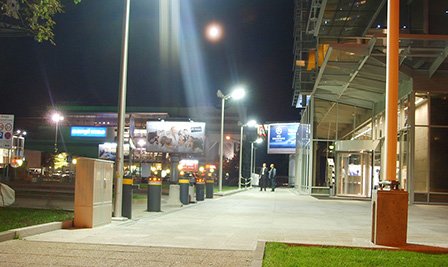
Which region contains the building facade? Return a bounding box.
[292,0,448,204]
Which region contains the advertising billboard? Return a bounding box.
[146,121,206,153]
[98,143,129,161]
[178,159,199,172]
[267,123,300,154]
[71,126,107,138]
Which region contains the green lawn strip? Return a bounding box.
[133,193,146,200]
[0,207,73,233]
[263,242,448,267]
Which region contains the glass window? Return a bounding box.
[430,128,448,193]
[430,95,448,126]
[414,127,429,192]
[415,96,428,125]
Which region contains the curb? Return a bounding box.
[0,220,73,242]
[214,188,252,197]
[251,241,266,267]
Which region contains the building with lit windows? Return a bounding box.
[292,0,448,204]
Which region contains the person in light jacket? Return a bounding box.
[259,163,269,191]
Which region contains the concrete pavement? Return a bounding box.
[24,188,448,249]
[1,188,447,266]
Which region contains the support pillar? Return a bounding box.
[170,156,179,184]
[372,0,408,247]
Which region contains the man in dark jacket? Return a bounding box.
[269,163,277,192]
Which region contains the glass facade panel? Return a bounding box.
[415,97,428,125]
[414,126,429,192]
[336,152,372,197]
[430,128,448,193]
[430,95,448,125]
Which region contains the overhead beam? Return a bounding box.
[362,0,387,36]
[315,95,374,109]
[311,46,333,95]
[429,46,448,78]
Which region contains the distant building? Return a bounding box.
[14,105,246,165]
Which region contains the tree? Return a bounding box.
[0,0,80,44]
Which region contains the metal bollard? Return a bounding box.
[147,177,162,212]
[179,178,190,205]
[195,177,205,201]
[122,178,133,219]
[205,177,214,198]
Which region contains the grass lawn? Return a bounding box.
[263,242,448,267]
[0,207,73,233]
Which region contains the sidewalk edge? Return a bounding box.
[0,219,73,242]
[251,241,266,267]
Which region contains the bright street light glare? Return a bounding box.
[205,22,223,42]
[246,120,257,127]
[51,113,64,123]
[230,86,246,100]
[255,138,263,144]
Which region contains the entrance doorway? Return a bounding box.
[336,152,373,197]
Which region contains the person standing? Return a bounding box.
[269,163,277,192]
[259,163,268,191]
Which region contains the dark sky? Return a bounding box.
[0,0,299,123]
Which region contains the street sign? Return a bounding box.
[0,114,14,149]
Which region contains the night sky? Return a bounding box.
[0,0,299,123]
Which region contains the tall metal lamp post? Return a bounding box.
[114,0,131,218]
[250,138,263,187]
[51,112,64,153]
[238,120,257,189]
[216,86,245,192]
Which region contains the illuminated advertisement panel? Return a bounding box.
[178,159,199,172]
[71,126,107,138]
[98,143,129,160]
[267,123,300,154]
[146,121,206,153]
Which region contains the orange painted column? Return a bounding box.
[385,0,399,182]
[372,0,408,247]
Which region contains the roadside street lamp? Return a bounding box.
[51,112,64,153]
[238,120,258,190]
[205,22,223,43]
[217,86,246,192]
[114,0,131,219]
[250,138,263,188]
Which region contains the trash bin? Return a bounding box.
[147,177,162,212]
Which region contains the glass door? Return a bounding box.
[398,130,409,191]
[336,152,373,197]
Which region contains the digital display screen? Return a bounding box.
[71,127,107,138]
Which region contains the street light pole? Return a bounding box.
[238,120,257,190]
[249,138,262,187]
[54,120,59,153]
[114,0,131,219]
[217,86,245,192]
[250,142,254,185]
[51,113,64,153]
[219,97,225,192]
[238,125,243,189]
